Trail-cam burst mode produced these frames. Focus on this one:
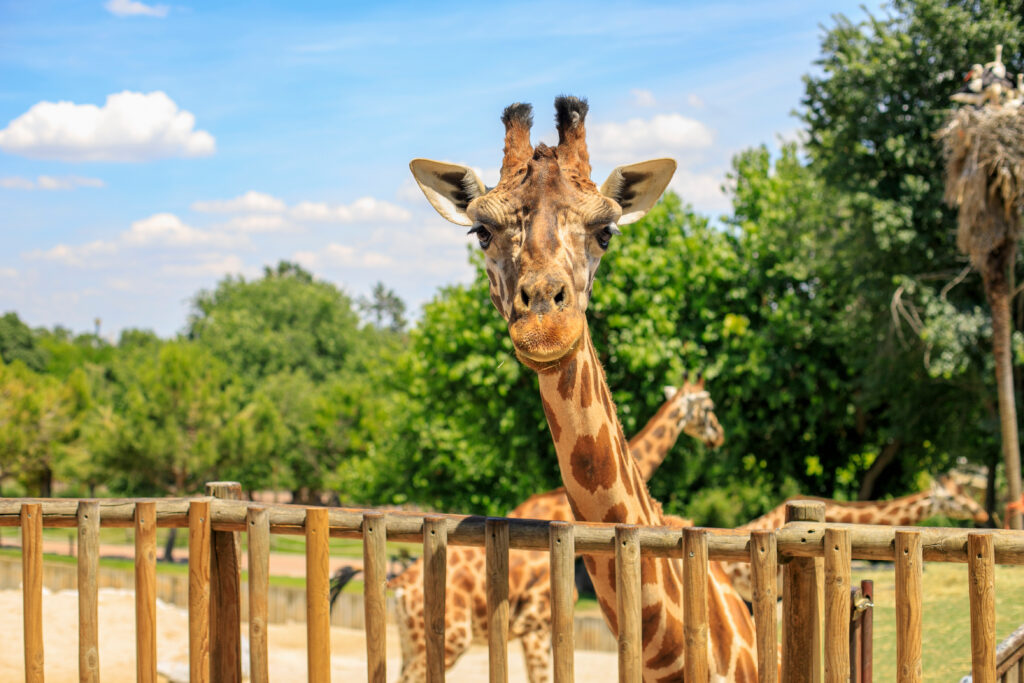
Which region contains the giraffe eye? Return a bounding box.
[595,224,619,250]
[468,224,492,249]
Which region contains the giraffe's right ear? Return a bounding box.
[409,159,488,227]
[600,158,677,225]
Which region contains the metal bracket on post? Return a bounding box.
[206,481,242,683]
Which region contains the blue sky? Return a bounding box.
[0,0,869,337]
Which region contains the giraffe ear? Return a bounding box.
[600,158,677,225]
[409,159,489,227]
[662,385,678,400]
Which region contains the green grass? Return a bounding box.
[853,562,1024,681]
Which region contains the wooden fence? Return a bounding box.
[2,483,1024,682]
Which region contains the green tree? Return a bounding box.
[359,281,408,332]
[187,261,361,386]
[799,0,1023,506]
[0,313,48,372]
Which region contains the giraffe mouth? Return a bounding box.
[508,309,585,364]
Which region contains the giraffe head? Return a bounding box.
[662,372,725,448]
[410,97,675,369]
[928,474,989,523]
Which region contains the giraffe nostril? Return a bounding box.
[521,289,530,307]
[554,288,565,306]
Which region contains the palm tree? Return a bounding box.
[937,102,1024,528]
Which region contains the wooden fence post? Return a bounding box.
[77,501,100,683]
[21,503,43,683]
[968,533,996,683]
[683,527,710,682]
[363,512,388,683]
[823,528,851,683]
[750,530,779,683]
[207,481,242,683]
[549,521,575,683]
[189,500,211,683]
[894,530,922,683]
[423,516,448,683]
[616,525,643,683]
[306,507,331,683]
[135,501,157,683]
[247,507,270,683]
[782,500,825,683]
[486,519,510,683]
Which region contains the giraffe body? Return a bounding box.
[389,380,719,682]
[722,475,989,602]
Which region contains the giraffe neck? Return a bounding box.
[537,327,662,526]
[534,325,758,679]
[629,392,691,482]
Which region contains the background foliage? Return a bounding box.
[1,0,1022,526]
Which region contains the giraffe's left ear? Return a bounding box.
[409,159,489,227]
[600,158,677,225]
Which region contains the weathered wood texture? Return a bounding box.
[4,498,1024,565]
[969,533,997,683]
[424,515,448,683]
[895,530,923,683]
[77,501,100,683]
[683,527,710,682]
[306,507,331,683]
[362,511,388,683]
[783,500,825,683]
[823,528,851,683]
[750,529,778,683]
[188,500,211,683]
[486,519,510,683]
[207,482,242,683]
[21,503,44,683]
[247,507,270,683]
[135,501,157,683]
[615,525,643,683]
[550,521,576,683]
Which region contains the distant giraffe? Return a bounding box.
[410,96,758,680]
[722,475,989,602]
[389,375,720,682]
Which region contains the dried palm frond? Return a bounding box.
[936,106,1024,267]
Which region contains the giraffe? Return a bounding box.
[410,96,759,681]
[388,375,719,682]
[721,474,989,602]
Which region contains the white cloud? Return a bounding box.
[124,213,243,248]
[631,89,656,107]
[0,177,35,190]
[290,197,411,223]
[219,214,294,234]
[687,93,705,109]
[669,168,731,214]
[162,255,253,278]
[104,0,168,18]
[1,175,105,190]
[28,213,244,267]
[0,91,215,162]
[588,113,714,163]
[191,191,286,214]
[294,243,394,270]
[0,267,17,278]
[30,240,118,267]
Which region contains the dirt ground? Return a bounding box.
[0,588,617,682]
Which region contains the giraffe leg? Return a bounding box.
[394,585,429,683]
[519,627,552,683]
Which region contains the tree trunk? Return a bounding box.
[858,439,901,500]
[163,527,178,563]
[983,240,1023,529]
[986,448,999,528]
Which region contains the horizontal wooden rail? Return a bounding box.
[3,498,1024,564]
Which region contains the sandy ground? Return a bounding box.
[0,588,617,682]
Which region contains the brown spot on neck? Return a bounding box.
[557,357,577,400]
[569,424,618,493]
[542,396,561,443]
